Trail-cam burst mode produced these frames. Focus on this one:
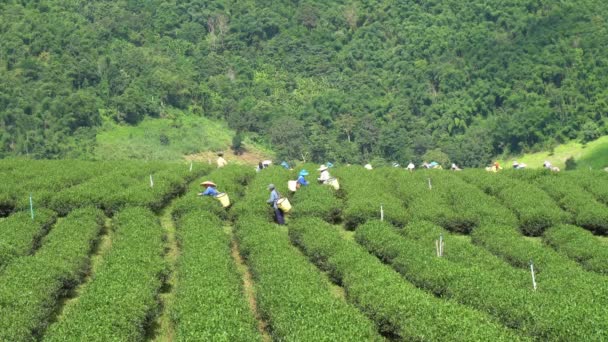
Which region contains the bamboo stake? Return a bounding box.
[530,260,537,291]
[380,205,384,221]
[29,194,34,220]
[428,178,432,190]
[150,174,154,188]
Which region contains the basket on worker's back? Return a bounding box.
[288,180,299,192]
[215,193,231,207]
[326,177,340,190]
[277,197,292,212]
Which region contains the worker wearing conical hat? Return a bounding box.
[317,165,330,184]
[198,181,219,196]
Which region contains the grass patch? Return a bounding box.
[96,112,265,161]
[499,135,608,170]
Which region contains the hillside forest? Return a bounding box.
[1,0,607,166]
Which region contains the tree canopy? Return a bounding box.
[1,0,607,165]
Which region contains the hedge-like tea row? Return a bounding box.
[334,167,408,229]
[0,160,105,212]
[44,207,166,341]
[387,170,518,232]
[0,207,104,341]
[48,163,208,215]
[291,184,343,223]
[458,170,570,236]
[0,209,56,269]
[289,217,522,341]
[234,215,382,341]
[532,174,608,234]
[172,164,254,221]
[356,220,608,340]
[563,170,608,205]
[544,224,608,275]
[172,211,261,341]
[469,224,608,339]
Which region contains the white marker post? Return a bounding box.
[530,260,537,291]
[428,178,432,190]
[189,161,193,172]
[150,174,154,188]
[435,233,444,257]
[380,205,384,221]
[29,194,34,220]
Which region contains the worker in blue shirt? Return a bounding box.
[198,181,219,196]
[267,184,285,225]
[297,169,309,187]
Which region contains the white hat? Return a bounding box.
[364,164,373,170]
[317,165,328,171]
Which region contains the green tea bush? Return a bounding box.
[356,220,608,340]
[290,217,522,341]
[0,209,56,268]
[459,171,570,236]
[172,164,254,222]
[563,170,608,205]
[0,207,104,341]
[334,167,408,229]
[544,224,608,275]
[532,174,608,234]
[43,207,166,341]
[291,184,342,223]
[234,214,382,341]
[172,211,261,341]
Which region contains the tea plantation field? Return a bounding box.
[1,160,607,341]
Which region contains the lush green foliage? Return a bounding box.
[172,164,254,221]
[3,1,608,164]
[290,217,522,341]
[334,167,408,229]
[357,220,608,340]
[291,182,343,223]
[544,224,608,274]
[458,170,570,235]
[0,207,104,341]
[44,207,165,341]
[0,209,56,268]
[512,171,608,234]
[172,211,261,341]
[233,169,382,340]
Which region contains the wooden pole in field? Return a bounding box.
[380,205,384,221]
[530,260,537,291]
[428,178,432,190]
[189,161,193,172]
[440,233,444,256]
[150,174,154,188]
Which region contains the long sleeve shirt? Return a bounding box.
[318,170,330,183]
[202,187,219,196]
[267,189,280,209]
[297,175,308,186]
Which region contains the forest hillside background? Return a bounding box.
[1,0,607,166]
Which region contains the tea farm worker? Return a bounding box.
[217,152,228,168]
[297,169,309,186]
[267,184,285,225]
[199,181,219,196]
[317,165,330,183]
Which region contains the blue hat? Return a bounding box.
[326,162,334,168]
[280,161,289,169]
[299,169,309,177]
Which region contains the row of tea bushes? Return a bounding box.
[543,224,608,275]
[172,211,261,341]
[0,209,56,269]
[233,169,382,340]
[356,220,608,340]
[289,217,523,341]
[43,207,166,341]
[0,208,104,341]
[458,170,570,236]
[333,167,408,229]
